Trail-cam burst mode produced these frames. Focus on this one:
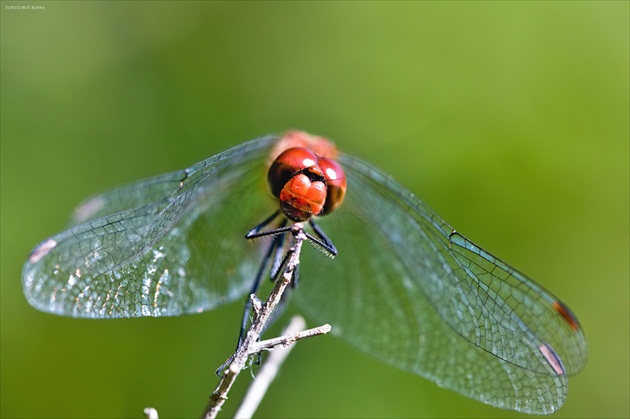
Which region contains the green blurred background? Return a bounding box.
[1,2,628,418]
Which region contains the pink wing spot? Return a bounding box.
[73,196,106,223]
[29,238,57,264]
[539,344,565,375]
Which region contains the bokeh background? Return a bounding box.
[1,2,628,418]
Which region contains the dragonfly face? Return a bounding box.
[22,130,587,414]
[268,145,346,221]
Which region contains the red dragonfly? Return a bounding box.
[23,131,587,414]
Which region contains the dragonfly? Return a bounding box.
[22,131,587,414]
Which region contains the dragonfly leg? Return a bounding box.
[269,220,289,279]
[307,219,337,256]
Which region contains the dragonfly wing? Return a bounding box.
[295,153,586,414]
[446,233,587,376]
[22,135,279,318]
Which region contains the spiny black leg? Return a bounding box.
[245,210,281,238]
[309,219,337,255]
[246,224,294,240]
[270,219,288,279]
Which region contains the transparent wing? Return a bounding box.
[22,135,279,318]
[23,134,587,412]
[295,153,587,414]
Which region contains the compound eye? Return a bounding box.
[318,157,346,215]
[268,147,318,198]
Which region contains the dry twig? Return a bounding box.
[201,225,331,419]
[235,316,330,418]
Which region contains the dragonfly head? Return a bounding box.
[267,146,346,222]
